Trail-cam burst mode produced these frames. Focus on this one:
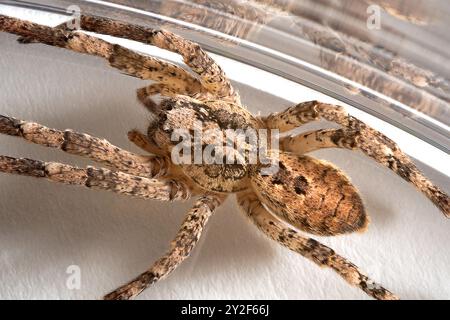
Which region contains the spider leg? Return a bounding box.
[264,101,449,217]
[78,14,240,103]
[109,45,205,96]
[136,83,182,112]
[0,155,190,201]
[0,15,204,97]
[280,128,360,154]
[127,129,167,157]
[0,115,167,178]
[103,193,226,300]
[136,83,213,115]
[236,189,398,300]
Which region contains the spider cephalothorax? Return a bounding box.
[147,95,265,193]
[0,13,448,300]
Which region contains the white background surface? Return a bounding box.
[0,8,449,300]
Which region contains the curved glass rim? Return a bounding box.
[2,0,449,153]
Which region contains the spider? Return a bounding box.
[0,13,448,300]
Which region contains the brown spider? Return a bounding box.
[0,14,448,300]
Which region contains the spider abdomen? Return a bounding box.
[251,152,369,236]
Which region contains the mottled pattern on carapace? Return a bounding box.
[151,96,265,192]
